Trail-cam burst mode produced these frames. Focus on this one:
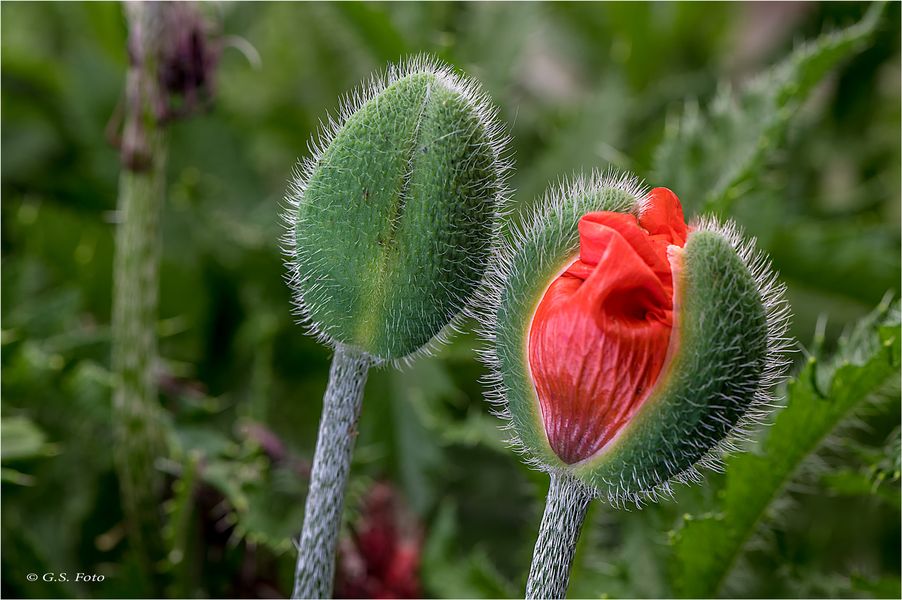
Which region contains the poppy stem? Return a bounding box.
[525,471,592,599]
[293,345,371,599]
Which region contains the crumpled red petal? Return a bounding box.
[527,188,688,464]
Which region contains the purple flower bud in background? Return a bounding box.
[157,2,220,121]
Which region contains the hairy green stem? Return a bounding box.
[111,1,167,579]
[293,345,371,599]
[525,471,592,600]
[112,139,167,571]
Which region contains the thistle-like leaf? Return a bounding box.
[669,298,901,598]
[652,3,884,216]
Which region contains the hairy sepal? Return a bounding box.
[479,178,791,506]
[284,56,509,362]
[574,228,785,502]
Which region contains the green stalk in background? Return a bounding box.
[111,2,169,576]
[110,0,216,583]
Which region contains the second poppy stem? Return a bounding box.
[293,345,371,599]
[525,471,592,599]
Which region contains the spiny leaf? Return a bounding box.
[198,449,304,554]
[172,423,307,554]
[669,298,901,598]
[652,3,885,216]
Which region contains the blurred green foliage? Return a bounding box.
[2,2,899,599]
[672,299,900,598]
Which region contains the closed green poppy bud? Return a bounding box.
[480,171,791,505]
[284,56,509,362]
[285,57,509,599]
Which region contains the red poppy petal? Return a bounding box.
[529,223,673,464]
[576,211,673,289]
[639,187,688,247]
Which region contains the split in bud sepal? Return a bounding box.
[479,171,791,507]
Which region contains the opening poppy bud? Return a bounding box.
[480,172,790,504]
[284,56,509,361]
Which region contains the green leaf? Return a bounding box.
[652,3,885,216]
[821,424,901,508]
[420,500,518,599]
[850,573,902,600]
[670,298,901,598]
[162,451,202,598]
[197,448,304,554]
[0,415,56,462]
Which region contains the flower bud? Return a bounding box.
[285,57,508,361]
[480,172,790,504]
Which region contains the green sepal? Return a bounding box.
[573,230,769,499]
[288,59,507,361]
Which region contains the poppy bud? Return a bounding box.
[284,56,509,362]
[480,172,790,504]
[285,57,509,599]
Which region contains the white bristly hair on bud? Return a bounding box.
[477,173,795,600]
[591,215,793,509]
[666,215,794,486]
[473,171,794,509]
[280,54,512,368]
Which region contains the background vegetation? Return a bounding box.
[2,2,899,599]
